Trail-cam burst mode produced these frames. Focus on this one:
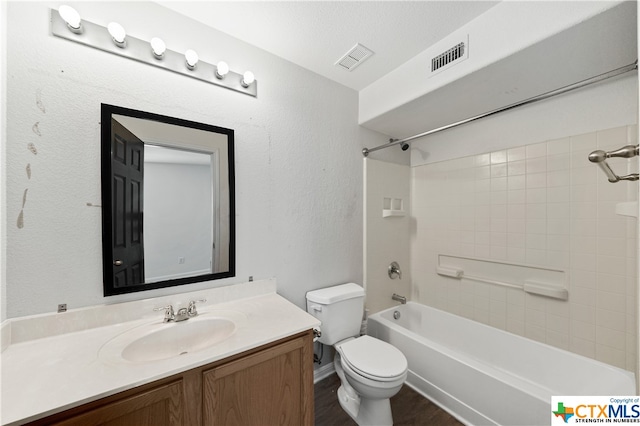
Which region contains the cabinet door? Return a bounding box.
[49,380,184,426]
[203,332,313,426]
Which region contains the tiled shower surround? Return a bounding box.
[411,125,638,371]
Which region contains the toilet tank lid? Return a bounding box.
[306,283,364,304]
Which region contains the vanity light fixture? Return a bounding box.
[150,37,166,59]
[107,22,127,48]
[215,61,229,79]
[50,7,257,96]
[241,71,255,87]
[185,49,199,70]
[59,5,82,34]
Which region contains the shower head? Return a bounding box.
[389,138,410,152]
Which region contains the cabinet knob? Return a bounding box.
[113,260,123,266]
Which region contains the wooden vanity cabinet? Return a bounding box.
[28,330,314,426]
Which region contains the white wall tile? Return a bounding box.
[491,150,507,164]
[571,320,596,341]
[548,153,571,171]
[596,308,626,332]
[571,336,596,359]
[410,126,637,371]
[527,157,547,174]
[571,132,597,151]
[508,146,527,162]
[491,163,508,178]
[526,142,548,158]
[475,153,491,166]
[597,126,628,149]
[527,188,548,204]
[508,160,526,176]
[476,165,491,179]
[547,186,571,204]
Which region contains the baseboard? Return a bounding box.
[313,361,336,383]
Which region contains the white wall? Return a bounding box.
[0,0,7,322]
[359,1,630,129]
[4,1,388,318]
[363,159,411,314]
[144,162,213,282]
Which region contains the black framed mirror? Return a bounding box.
[101,104,235,296]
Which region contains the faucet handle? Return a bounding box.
[188,299,207,316]
[154,305,175,322]
[388,261,402,280]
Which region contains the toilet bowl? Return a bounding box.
[306,283,408,426]
[334,335,408,425]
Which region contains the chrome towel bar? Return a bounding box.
[588,144,639,183]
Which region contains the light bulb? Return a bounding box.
[107,22,126,47]
[150,37,166,59]
[185,49,199,70]
[59,5,82,33]
[241,70,255,87]
[215,61,229,79]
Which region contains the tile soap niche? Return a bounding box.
[383,197,405,218]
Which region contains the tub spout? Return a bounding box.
[392,293,407,304]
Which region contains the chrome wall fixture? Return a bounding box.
[51,6,257,97]
[589,145,639,183]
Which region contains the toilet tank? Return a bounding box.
[305,283,364,346]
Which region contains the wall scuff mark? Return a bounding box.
[32,122,41,136]
[27,143,37,155]
[36,88,46,113]
[17,189,28,229]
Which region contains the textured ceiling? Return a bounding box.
[158,1,500,91]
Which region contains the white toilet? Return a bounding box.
[306,283,408,426]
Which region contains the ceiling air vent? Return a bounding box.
[335,43,374,72]
[430,36,469,76]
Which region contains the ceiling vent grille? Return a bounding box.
[430,36,469,76]
[432,42,465,72]
[335,43,374,72]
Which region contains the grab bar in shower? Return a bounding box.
[588,144,639,183]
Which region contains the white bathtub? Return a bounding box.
[367,302,636,426]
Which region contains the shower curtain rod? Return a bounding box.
[362,61,638,157]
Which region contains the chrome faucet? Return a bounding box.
[174,307,189,322]
[154,305,176,322]
[392,293,407,304]
[154,299,206,323]
[187,299,206,317]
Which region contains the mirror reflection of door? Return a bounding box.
[110,119,145,288]
[143,145,217,283]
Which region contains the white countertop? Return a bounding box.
[0,281,319,425]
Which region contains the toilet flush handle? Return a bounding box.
[310,304,322,312]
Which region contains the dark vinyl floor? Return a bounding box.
[314,373,463,426]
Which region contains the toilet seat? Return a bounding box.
[337,335,408,382]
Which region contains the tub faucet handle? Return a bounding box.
[388,261,402,280]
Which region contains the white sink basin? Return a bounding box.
[100,316,236,363]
